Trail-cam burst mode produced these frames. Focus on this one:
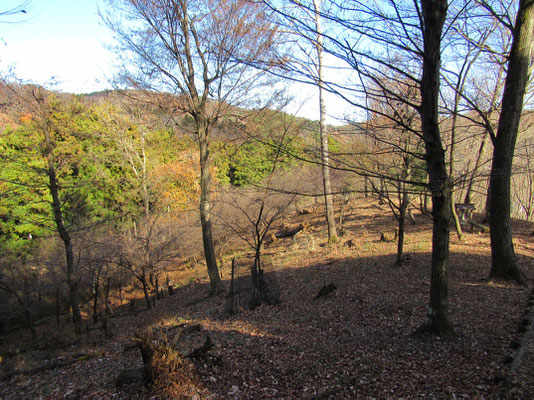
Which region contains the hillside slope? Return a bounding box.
[1,198,533,398]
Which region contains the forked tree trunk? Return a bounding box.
[488,0,534,285]
[198,118,222,293]
[417,0,454,336]
[448,106,463,241]
[249,250,262,311]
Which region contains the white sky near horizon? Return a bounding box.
[0,0,353,125]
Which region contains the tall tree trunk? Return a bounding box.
[464,133,488,205]
[472,54,505,213]
[417,0,453,336]
[56,288,61,327]
[141,133,150,220]
[397,191,408,265]
[92,267,101,323]
[488,0,534,284]
[44,128,82,334]
[104,278,113,316]
[198,119,222,293]
[450,191,463,240]
[314,0,337,243]
[484,179,491,223]
[449,97,463,241]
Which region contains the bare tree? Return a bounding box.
[485,0,534,284]
[214,110,299,309]
[216,185,292,310]
[362,107,426,266]
[102,0,281,294]
[442,1,512,216]
[0,1,30,21]
[265,0,454,334]
[313,0,337,242]
[117,216,181,309]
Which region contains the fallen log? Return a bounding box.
[468,220,489,233]
[1,354,93,381]
[275,223,304,239]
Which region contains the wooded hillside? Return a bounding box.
[2,0,534,397]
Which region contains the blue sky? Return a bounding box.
[1,0,115,93]
[0,0,351,124]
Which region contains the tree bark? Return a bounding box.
[104,278,114,316]
[397,191,408,265]
[139,274,152,310]
[449,111,463,241]
[92,268,101,323]
[450,191,463,240]
[56,288,61,327]
[417,0,453,336]
[44,125,82,334]
[488,0,534,285]
[464,133,488,205]
[314,0,337,243]
[198,118,222,293]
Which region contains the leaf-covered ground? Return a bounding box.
[1,199,534,399]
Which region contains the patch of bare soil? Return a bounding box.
[1,198,533,399]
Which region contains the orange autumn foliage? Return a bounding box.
[153,150,219,211]
[19,113,32,124]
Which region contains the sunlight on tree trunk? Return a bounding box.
[198,120,222,293]
[313,0,337,243]
[417,0,454,336]
[488,0,534,285]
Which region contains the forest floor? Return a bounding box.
[1,198,534,399]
